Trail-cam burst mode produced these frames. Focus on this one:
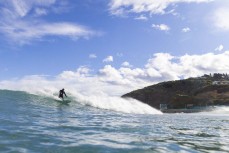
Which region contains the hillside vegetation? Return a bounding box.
[122,73,229,109]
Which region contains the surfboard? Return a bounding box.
[55,99,71,104]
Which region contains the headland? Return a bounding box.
[122,73,229,113]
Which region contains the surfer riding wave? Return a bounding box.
[59,88,67,100]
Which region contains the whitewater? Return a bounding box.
[0,72,163,115]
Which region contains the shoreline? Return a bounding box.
[161,108,212,113]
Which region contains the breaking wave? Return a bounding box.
[0,89,162,115]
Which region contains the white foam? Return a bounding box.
[197,106,229,115]
[70,94,162,114]
[0,75,162,115]
[209,106,229,114]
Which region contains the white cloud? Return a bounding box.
[0,0,98,44]
[109,0,213,16]
[6,0,56,17]
[103,56,114,62]
[213,8,229,31]
[58,66,91,79]
[122,61,132,67]
[152,24,170,31]
[182,27,191,33]
[99,65,127,84]
[1,21,96,44]
[215,45,224,52]
[89,54,97,59]
[135,14,148,21]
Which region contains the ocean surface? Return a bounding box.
[0,89,229,153]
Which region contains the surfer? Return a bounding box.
[59,88,67,100]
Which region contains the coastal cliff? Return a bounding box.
[122,74,229,110]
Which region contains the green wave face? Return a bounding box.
[0,89,74,108]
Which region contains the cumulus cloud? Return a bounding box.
[213,7,229,31]
[182,27,191,33]
[152,24,170,31]
[109,0,213,16]
[0,0,97,44]
[58,66,91,79]
[215,45,224,52]
[100,51,229,88]
[103,56,114,62]
[122,61,132,67]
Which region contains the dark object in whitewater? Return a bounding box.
[59,88,67,100]
[55,99,71,105]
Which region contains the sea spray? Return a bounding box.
[0,78,162,114]
[38,90,162,115]
[208,106,229,114]
[70,94,162,114]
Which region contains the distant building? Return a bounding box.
[212,81,229,85]
[160,104,167,110]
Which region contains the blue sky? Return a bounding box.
[0,0,229,89]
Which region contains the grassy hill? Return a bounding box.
[122,74,229,109]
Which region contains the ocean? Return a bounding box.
[0,89,229,153]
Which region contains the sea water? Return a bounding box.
[0,90,229,153]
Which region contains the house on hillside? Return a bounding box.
[212,81,229,85]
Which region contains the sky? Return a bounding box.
[1,0,229,96]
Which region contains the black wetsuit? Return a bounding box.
[59,89,67,100]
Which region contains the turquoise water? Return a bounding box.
[0,90,229,153]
